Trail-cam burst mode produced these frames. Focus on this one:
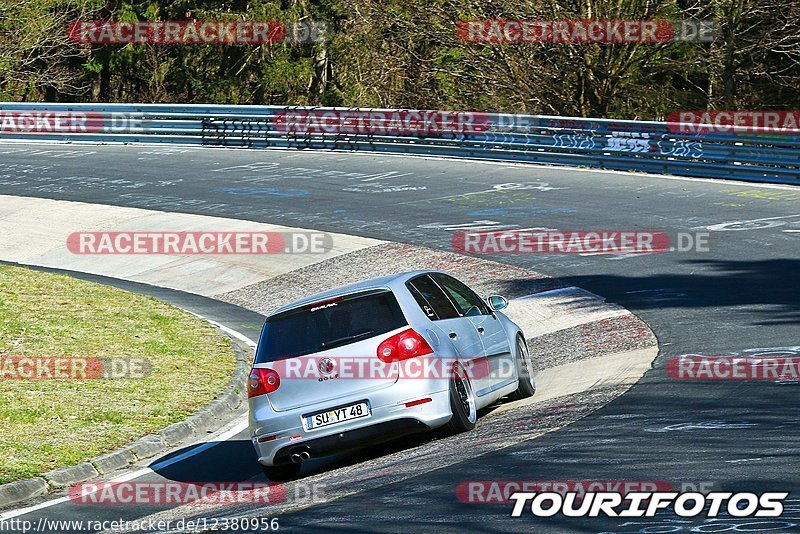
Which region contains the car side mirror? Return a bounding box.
[487,295,508,311]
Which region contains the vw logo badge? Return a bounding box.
[319,358,335,376]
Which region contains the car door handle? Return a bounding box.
[449,332,458,339]
[477,327,485,334]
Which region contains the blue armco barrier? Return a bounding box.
[0,103,797,184]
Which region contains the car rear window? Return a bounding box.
[255,290,407,363]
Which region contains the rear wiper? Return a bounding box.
[320,330,375,350]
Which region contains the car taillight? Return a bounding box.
[377,328,434,363]
[248,368,280,398]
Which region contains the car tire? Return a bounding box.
[447,363,477,433]
[509,335,536,400]
[261,462,301,481]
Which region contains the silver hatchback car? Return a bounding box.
[248,270,536,480]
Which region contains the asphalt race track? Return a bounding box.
[1,143,799,533]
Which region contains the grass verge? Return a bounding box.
[0,265,236,484]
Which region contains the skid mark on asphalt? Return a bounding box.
[644,421,758,433]
[701,213,800,232]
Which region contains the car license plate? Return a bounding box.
[304,401,370,431]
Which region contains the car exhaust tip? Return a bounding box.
[290,453,302,464]
[299,451,311,461]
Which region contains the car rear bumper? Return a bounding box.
[249,385,451,465]
[271,418,431,464]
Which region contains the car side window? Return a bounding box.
[406,275,460,320]
[432,274,490,317]
[407,284,438,320]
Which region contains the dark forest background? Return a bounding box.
[2,0,799,118]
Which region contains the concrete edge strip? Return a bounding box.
[494,345,657,416]
[0,194,384,298]
[504,285,630,339]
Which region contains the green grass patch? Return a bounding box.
[0,265,236,484]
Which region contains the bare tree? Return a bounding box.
[0,0,97,100]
